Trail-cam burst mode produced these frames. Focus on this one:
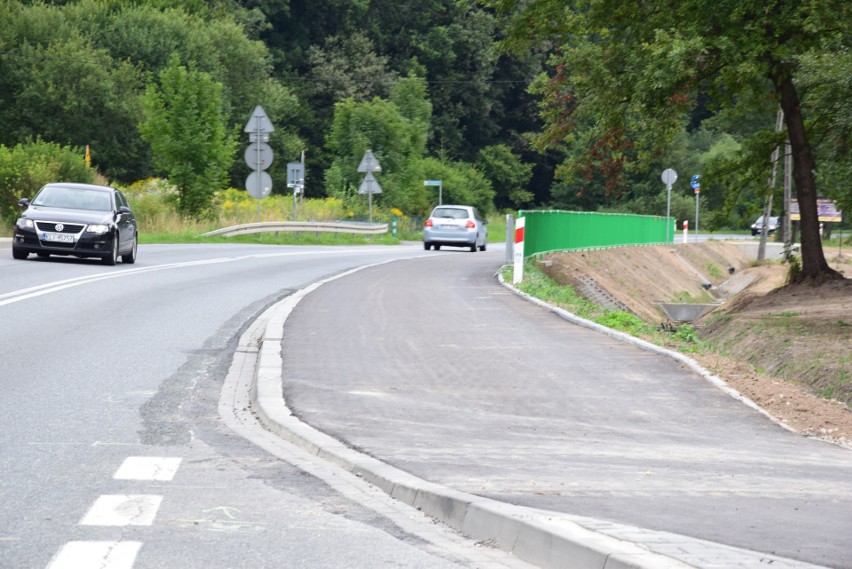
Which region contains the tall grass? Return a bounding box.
[0,178,512,243]
[118,179,509,245]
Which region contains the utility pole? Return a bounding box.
[758,109,784,262]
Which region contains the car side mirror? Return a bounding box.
[118,206,132,215]
[17,198,29,207]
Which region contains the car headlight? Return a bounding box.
[16,218,34,229]
[86,224,110,235]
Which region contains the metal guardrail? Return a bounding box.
[201,221,389,238]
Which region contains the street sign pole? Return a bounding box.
[424,180,442,205]
[243,105,275,225]
[357,151,382,223]
[661,169,677,243]
[691,175,702,243]
[255,116,262,223]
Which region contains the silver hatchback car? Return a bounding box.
[423,205,487,252]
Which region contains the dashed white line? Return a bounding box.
[46,541,142,569]
[114,457,182,481]
[80,495,163,527]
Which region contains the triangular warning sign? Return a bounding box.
[244,105,275,133]
[357,150,382,173]
[358,171,382,194]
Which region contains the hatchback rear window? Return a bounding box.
[432,208,470,219]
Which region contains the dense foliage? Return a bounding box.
[0,0,848,278]
[488,0,850,279]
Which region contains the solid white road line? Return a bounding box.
[113,457,182,481]
[80,495,163,526]
[46,541,142,569]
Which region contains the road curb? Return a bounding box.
[0,237,11,250]
[249,261,692,569]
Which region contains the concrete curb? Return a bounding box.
[249,261,692,569]
[0,237,11,250]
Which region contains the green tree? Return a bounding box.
[0,1,286,185]
[490,0,848,281]
[799,46,852,217]
[477,145,533,210]
[306,32,397,107]
[325,76,433,213]
[139,55,236,218]
[409,156,495,215]
[0,3,149,181]
[0,140,94,225]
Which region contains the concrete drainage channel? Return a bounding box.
[247,261,819,569]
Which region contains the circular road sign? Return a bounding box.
[245,143,274,170]
[661,168,678,186]
[245,171,273,199]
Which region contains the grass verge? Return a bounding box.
[502,261,705,353]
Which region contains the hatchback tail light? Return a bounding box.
[424,219,433,227]
[465,220,476,228]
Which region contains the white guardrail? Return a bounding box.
[201,220,389,238]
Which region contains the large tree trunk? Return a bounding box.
[776,74,841,282]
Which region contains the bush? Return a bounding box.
[0,140,94,225]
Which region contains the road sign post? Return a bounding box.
[661,169,677,244]
[424,180,442,205]
[287,161,305,220]
[357,150,382,222]
[243,106,275,223]
[691,175,702,243]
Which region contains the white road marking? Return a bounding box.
[0,247,414,307]
[80,495,163,526]
[46,541,141,569]
[114,457,182,481]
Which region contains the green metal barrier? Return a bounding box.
[518,210,671,257]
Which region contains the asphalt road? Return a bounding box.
[1,243,522,569]
[2,237,847,569]
[278,248,852,569]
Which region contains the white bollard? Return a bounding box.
[513,216,525,284]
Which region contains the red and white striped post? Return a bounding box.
[682,220,689,244]
[513,216,525,284]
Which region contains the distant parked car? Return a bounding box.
[12,182,138,265]
[751,215,779,236]
[423,205,488,252]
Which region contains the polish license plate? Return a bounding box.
[41,232,76,243]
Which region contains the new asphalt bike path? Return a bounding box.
[240,251,850,569]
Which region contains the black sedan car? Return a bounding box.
[12,182,138,265]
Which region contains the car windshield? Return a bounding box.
[33,186,112,211]
[432,208,469,220]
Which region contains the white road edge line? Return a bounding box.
[0,246,412,307]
